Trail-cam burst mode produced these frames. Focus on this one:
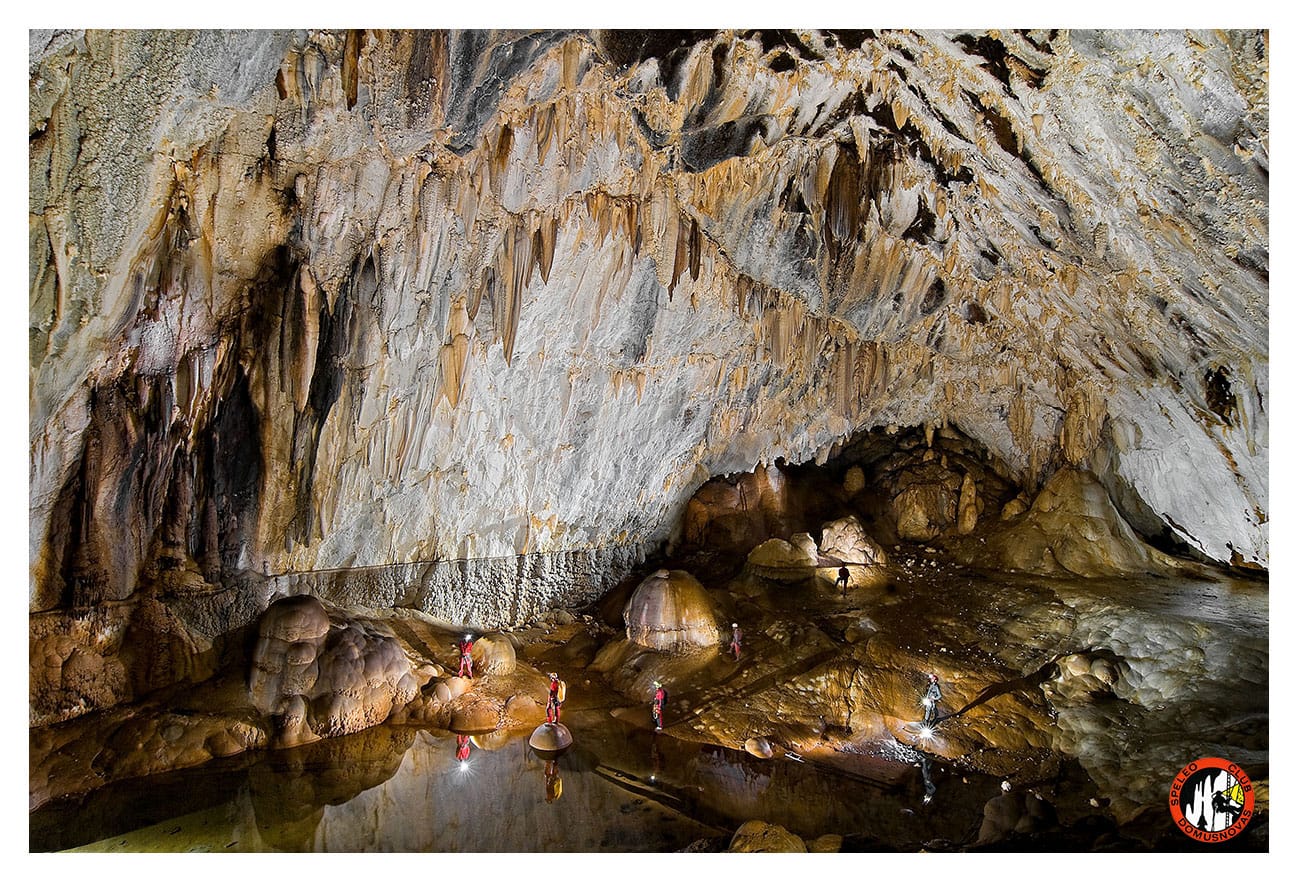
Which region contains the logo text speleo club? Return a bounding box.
[1169,757,1255,843]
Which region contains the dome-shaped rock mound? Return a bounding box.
[820,516,886,566]
[470,634,516,676]
[623,569,720,651]
[746,537,818,581]
[528,721,573,756]
[988,467,1177,577]
[728,820,807,853]
[259,595,330,644]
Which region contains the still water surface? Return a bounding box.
[35,708,981,852]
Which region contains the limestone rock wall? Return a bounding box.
[30,29,1268,620]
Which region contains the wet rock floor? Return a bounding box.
[31,558,1268,852]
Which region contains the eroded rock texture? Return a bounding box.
[30,29,1267,631]
[248,594,420,746]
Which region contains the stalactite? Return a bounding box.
[669,212,690,298]
[534,217,556,285]
[824,143,862,263]
[499,222,533,365]
[535,103,555,164]
[439,299,472,408]
[687,215,702,281]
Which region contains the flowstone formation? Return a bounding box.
[248,595,421,746]
[28,29,1268,848]
[624,569,721,651]
[30,29,1266,629]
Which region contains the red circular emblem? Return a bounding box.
[1169,757,1255,843]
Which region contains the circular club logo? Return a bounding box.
[1169,757,1254,843]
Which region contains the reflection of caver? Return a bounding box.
[920,754,937,805]
[544,759,562,803]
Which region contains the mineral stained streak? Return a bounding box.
[30,30,1267,704]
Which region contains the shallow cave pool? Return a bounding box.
[31,569,1268,853]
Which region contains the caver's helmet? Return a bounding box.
[928,673,938,683]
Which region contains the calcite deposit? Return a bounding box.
[28,28,1268,852]
[30,29,1266,624]
[623,569,720,650]
[248,595,421,746]
[818,515,885,565]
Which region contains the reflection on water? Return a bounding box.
[38,709,976,852]
[31,573,1266,852]
[920,754,937,805]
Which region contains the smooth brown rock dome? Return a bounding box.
[528,721,573,754]
[623,569,719,651]
[728,820,807,852]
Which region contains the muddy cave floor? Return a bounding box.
[31,556,1268,852]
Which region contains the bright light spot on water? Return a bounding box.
[919,726,934,740]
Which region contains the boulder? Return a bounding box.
[807,834,843,853]
[977,792,1057,844]
[843,465,866,496]
[893,481,958,541]
[790,532,819,559]
[249,596,331,717]
[623,569,720,651]
[1001,495,1029,520]
[256,594,329,644]
[957,473,979,534]
[989,468,1176,577]
[471,634,517,676]
[1045,652,1124,703]
[248,596,418,746]
[819,515,886,565]
[728,820,807,852]
[443,676,472,699]
[746,538,817,581]
[744,736,775,759]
